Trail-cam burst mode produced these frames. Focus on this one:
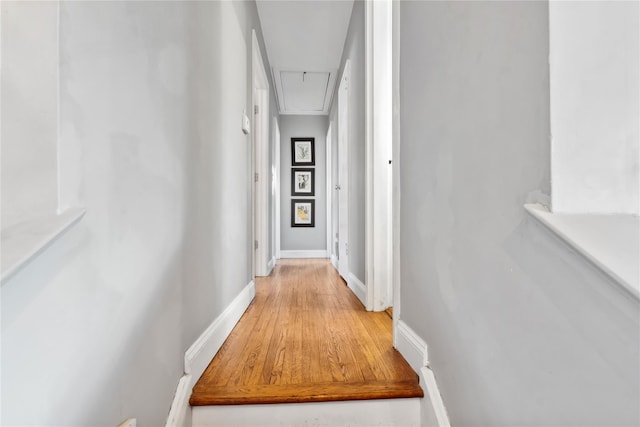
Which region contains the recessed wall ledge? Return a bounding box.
[524,203,639,301]
[1,208,86,285]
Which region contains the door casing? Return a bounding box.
[337,61,350,281]
[252,30,271,277]
[364,0,394,312]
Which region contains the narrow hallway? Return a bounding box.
[3,1,637,426]
[190,259,422,406]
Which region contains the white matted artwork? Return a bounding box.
[291,137,315,166]
[291,199,315,227]
[291,168,315,196]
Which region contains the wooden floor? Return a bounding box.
[190,259,423,406]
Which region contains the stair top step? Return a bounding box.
[190,379,423,406]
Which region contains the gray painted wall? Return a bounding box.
[330,0,366,282]
[1,1,277,426]
[182,0,278,348]
[399,1,639,426]
[280,115,328,251]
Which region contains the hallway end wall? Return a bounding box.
[279,115,328,253]
[398,2,639,426]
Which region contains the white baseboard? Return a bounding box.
[267,256,276,273]
[279,250,328,259]
[396,320,429,371]
[421,367,451,427]
[165,280,256,427]
[184,280,255,378]
[330,254,338,269]
[165,374,192,427]
[347,272,367,307]
[395,320,451,427]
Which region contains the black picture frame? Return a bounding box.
[291,199,315,227]
[291,137,315,166]
[291,168,315,197]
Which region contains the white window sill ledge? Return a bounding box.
[525,204,639,301]
[1,208,86,284]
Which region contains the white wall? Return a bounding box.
[279,115,328,252]
[1,1,277,426]
[550,1,639,214]
[1,1,58,227]
[399,1,639,426]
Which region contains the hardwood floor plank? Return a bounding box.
[190,381,423,405]
[262,278,291,385]
[200,292,272,387]
[191,259,423,405]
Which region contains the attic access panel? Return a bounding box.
[274,69,336,115]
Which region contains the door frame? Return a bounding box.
[326,122,333,264]
[391,0,401,345]
[337,60,351,284]
[252,30,271,277]
[365,0,394,311]
[273,117,281,261]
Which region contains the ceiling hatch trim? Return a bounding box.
[273,67,337,116]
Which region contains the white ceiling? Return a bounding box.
[256,0,354,115]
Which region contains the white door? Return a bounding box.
[337,61,350,280]
[326,122,333,265]
[252,31,270,277]
[274,118,281,260]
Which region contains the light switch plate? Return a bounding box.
[242,110,251,135]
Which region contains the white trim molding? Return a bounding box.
[274,118,281,260]
[1,208,86,283]
[391,0,402,347]
[184,281,256,378]
[326,122,333,264]
[165,281,256,427]
[421,367,451,427]
[279,250,328,259]
[364,0,374,312]
[364,0,394,313]
[347,272,367,308]
[331,254,338,269]
[165,375,191,427]
[267,257,276,273]
[525,203,640,299]
[252,30,270,278]
[336,60,351,283]
[395,320,451,427]
[395,320,429,371]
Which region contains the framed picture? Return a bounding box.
[291,199,315,227]
[291,168,315,196]
[291,137,315,166]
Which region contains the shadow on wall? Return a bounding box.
[502,217,639,423]
[1,222,185,425]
